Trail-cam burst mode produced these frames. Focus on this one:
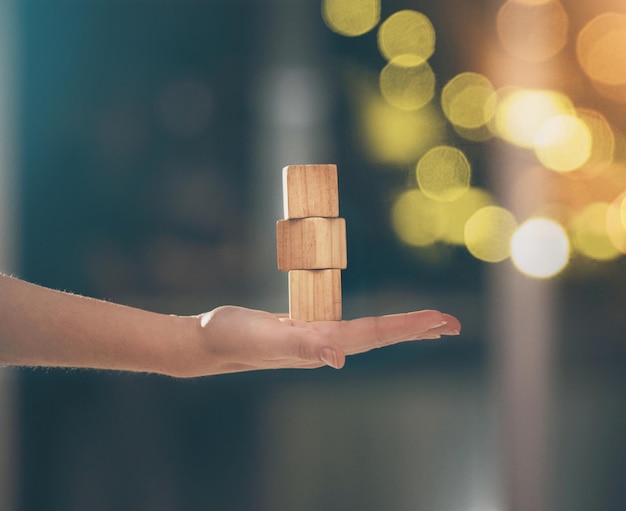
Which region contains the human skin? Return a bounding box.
[0,274,461,377]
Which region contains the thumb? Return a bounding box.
[289,329,346,369]
[319,346,345,370]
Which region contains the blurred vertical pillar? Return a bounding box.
[249,0,332,310]
[0,0,20,509]
[488,152,554,511]
[485,1,562,509]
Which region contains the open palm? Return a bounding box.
[190,306,461,376]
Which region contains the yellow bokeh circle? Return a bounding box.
[438,188,495,245]
[361,96,446,165]
[570,202,621,261]
[574,108,615,176]
[441,72,497,129]
[464,206,518,262]
[494,88,574,148]
[391,189,443,247]
[378,10,435,64]
[416,146,471,202]
[379,60,436,111]
[606,192,626,254]
[533,115,592,172]
[322,0,381,37]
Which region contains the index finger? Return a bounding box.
[310,309,461,355]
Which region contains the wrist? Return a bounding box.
[155,313,203,378]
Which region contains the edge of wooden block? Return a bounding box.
[276,217,347,271]
[282,164,339,219]
[288,269,342,321]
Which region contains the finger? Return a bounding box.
[274,360,327,370]
[314,310,454,355]
[283,311,461,337]
[211,359,326,375]
[422,313,461,337]
[275,325,346,369]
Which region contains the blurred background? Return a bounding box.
[1,0,626,509]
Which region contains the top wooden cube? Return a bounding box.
[282,164,339,219]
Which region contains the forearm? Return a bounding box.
[0,274,194,376]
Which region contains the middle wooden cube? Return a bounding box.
[277,217,347,271]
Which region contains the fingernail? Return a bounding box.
[444,328,460,336]
[320,348,339,369]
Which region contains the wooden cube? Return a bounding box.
[289,269,342,321]
[277,217,347,271]
[282,164,339,219]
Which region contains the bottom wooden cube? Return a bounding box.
[289,269,342,321]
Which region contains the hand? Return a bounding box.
[181,306,461,377]
[0,274,461,377]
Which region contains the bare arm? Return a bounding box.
[0,274,192,375]
[0,274,461,377]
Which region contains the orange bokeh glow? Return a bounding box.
[577,13,626,86]
[497,0,568,62]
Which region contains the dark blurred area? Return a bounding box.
[0,0,625,510]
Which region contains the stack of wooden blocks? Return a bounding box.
[277,164,347,321]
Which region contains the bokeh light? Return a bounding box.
[494,88,574,148]
[391,187,496,248]
[391,189,442,247]
[325,0,626,275]
[464,206,518,262]
[570,202,622,261]
[536,202,575,227]
[510,0,554,4]
[438,188,495,245]
[545,162,626,210]
[377,10,435,64]
[533,115,592,172]
[322,0,380,37]
[577,13,626,86]
[379,60,435,111]
[496,0,568,62]
[453,124,494,143]
[441,72,497,130]
[591,80,626,103]
[511,218,570,278]
[361,95,446,164]
[606,192,626,253]
[573,108,615,177]
[416,145,471,202]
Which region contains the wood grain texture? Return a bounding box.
[282,164,339,219]
[288,269,342,321]
[276,217,347,271]
[279,163,344,321]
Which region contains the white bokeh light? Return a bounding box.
[511,218,570,278]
